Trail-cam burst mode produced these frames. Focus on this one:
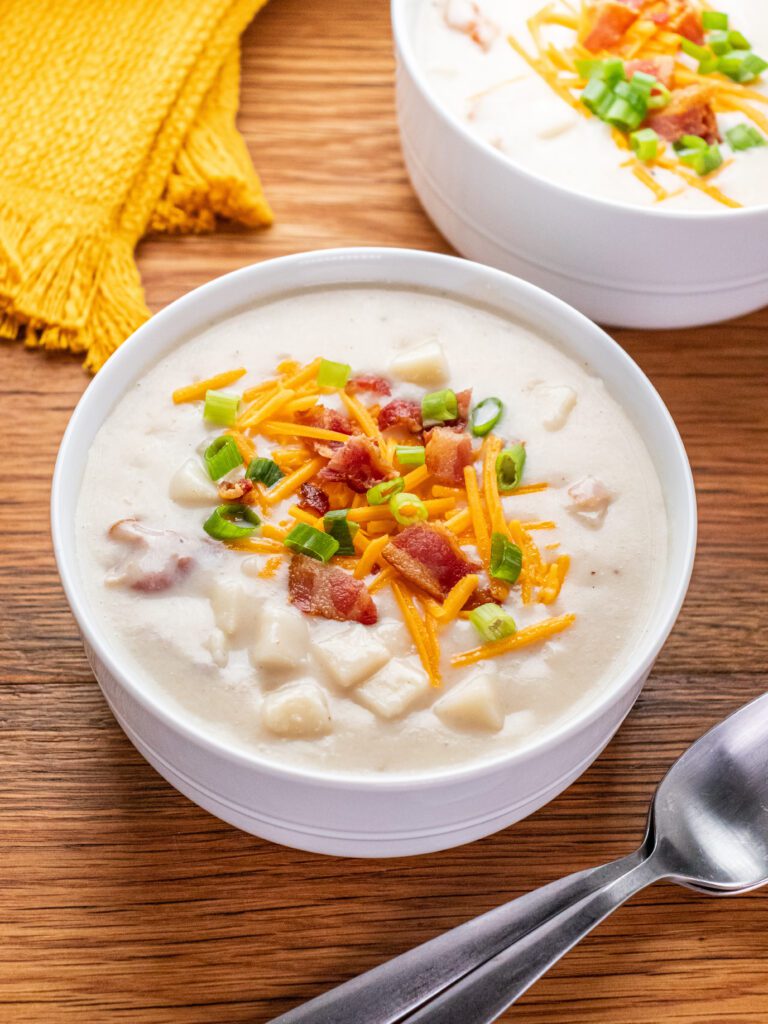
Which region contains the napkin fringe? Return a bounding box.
[150,46,273,235]
[0,191,150,367]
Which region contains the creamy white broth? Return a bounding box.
[76,286,667,776]
[414,0,768,211]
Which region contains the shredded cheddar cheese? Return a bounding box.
[354,534,390,579]
[391,580,440,687]
[451,613,577,668]
[432,574,480,623]
[172,367,247,404]
[339,391,383,444]
[266,458,325,505]
[463,464,490,564]
[261,421,353,444]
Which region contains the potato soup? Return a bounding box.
[76,286,667,775]
[415,0,768,211]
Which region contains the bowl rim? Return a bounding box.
[390,0,768,220]
[51,246,697,793]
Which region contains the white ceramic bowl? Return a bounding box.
[392,0,768,329]
[52,248,696,857]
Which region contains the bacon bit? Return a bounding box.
[346,375,391,397]
[106,519,194,593]
[384,523,479,601]
[297,405,356,457]
[625,56,674,89]
[463,582,502,611]
[424,426,474,487]
[218,477,254,503]
[647,84,720,144]
[288,554,378,625]
[582,0,638,52]
[378,398,422,434]
[297,482,330,517]
[443,0,499,51]
[452,388,472,429]
[318,435,395,493]
[672,3,704,44]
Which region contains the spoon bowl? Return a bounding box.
[651,692,768,893]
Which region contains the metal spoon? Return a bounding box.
[269,691,768,1024]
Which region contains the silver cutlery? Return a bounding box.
[270,691,768,1023]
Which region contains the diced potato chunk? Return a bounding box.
[210,580,255,637]
[261,680,332,738]
[389,340,449,386]
[314,627,390,689]
[204,628,229,668]
[355,659,430,720]
[536,384,577,431]
[434,673,504,732]
[250,606,309,671]
[169,458,218,506]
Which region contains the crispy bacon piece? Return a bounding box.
[218,477,254,503]
[378,398,422,434]
[673,4,704,43]
[297,482,330,517]
[106,519,194,593]
[318,435,395,493]
[383,524,479,601]
[347,375,392,397]
[625,56,674,89]
[424,426,474,487]
[582,0,638,52]
[297,404,356,457]
[463,583,501,611]
[452,388,472,429]
[646,84,719,144]
[288,554,378,625]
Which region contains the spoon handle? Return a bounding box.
[401,853,661,1024]
[268,850,647,1024]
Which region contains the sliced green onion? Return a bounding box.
[728,29,751,50]
[323,509,360,555]
[496,444,526,492]
[490,533,523,585]
[203,389,240,426]
[396,445,426,466]
[367,476,405,505]
[629,70,656,96]
[702,10,728,30]
[698,52,720,74]
[580,77,614,117]
[203,503,260,541]
[708,29,732,56]
[204,435,243,480]
[726,123,766,151]
[679,142,723,176]
[283,523,339,562]
[680,38,713,63]
[677,134,708,151]
[604,82,647,131]
[421,388,458,426]
[390,492,428,526]
[718,50,768,83]
[630,127,659,162]
[246,457,284,488]
[316,358,351,388]
[470,397,504,437]
[575,57,625,85]
[646,82,671,109]
[469,603,517,643]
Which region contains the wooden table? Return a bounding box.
[2,1,767,1020]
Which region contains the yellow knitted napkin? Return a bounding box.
[0,0,272,371]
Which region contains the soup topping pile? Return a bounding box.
[447,0,767,207]
[108,351,580,695]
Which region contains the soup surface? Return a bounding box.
[414,0,768,210]
[77,286,667,775]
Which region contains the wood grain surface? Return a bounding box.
[2,1,767,1021]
